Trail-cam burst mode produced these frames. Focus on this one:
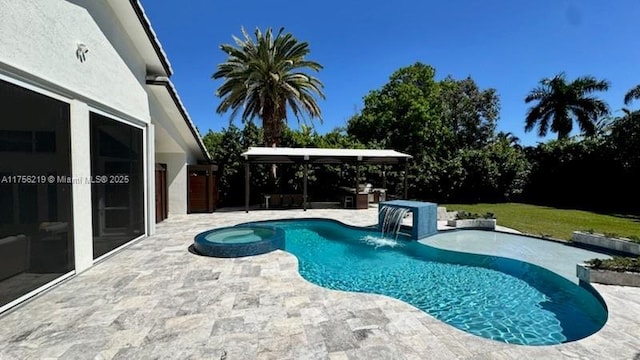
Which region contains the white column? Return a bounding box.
[70,100,93,273]
[147,123,156,235]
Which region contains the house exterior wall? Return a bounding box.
[0,0,151,312]
[0,0,149,122]
[156,153,189,215]
[150,91,203,217]
[0,0,206,313]
[0,0,154,276]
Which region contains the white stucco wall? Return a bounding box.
[70,100,94,273]
[0,0,150,122]
[156,153,189,215]
[148,92,193,153]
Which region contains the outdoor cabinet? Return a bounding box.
[187,164,218,213]
[356,192,369,209]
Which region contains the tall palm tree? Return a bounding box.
[213,27,325,147]
[524,73,610,139]
[624,84,640,106]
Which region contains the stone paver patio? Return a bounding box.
[1,207,639,359]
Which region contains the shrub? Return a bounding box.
[586,257,640,273]
[580,230,640,243]
[456,211,495,220]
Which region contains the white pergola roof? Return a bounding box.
[241,147,412,165]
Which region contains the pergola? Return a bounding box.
[241,147,413,212]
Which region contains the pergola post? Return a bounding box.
[355,161,361,195]
[403,160,408,200]
[244,162,250,213]
[303,160,308,211]
[382,166,387,190]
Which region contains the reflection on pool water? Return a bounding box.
[202,228,274,244]
[249,218,608,346]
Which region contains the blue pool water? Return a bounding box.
[248,219,608,346]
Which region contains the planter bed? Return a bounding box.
[572,231,640,256]
[446,219,496,230]
[577,263,640,287]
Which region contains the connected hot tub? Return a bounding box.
[193,225,285,258]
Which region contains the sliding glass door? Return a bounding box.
[90,113,144,258]
[0,79,74,308]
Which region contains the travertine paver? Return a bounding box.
[0,207,639,359]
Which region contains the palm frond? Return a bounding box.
[624,85,640,106]
[524,86,550,103]
[572,76,610,94]
[538,110,553,137]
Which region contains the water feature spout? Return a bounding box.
[377,200,438,240]
[379,205,409,240]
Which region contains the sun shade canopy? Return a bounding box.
[241,147,412,165]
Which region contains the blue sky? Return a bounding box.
[142,0,640,146]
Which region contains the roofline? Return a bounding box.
[128,0,173,76]
[146,76,211,161]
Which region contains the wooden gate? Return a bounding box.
[155,163,167,223]
[187,164,218,213]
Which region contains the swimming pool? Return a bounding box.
[246,218,608,346]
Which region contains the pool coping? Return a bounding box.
[418,228,613,284]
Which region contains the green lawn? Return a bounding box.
[442,203,640,240]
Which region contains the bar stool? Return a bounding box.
[344,195,354,208]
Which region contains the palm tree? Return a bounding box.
[624,84,640,106]
[213,27,325,147]
[495,131,521,147]
[524,73,610,139]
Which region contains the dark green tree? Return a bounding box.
[609,110,640,170]
[495,131,521,148]
[347,63,444,155]
[201,130,223,153]
[346,63,506,201]
[346,63,449,198]
[213,27,325,147]
[203,125,244,206]
[439,76,499,149]
[524,73,610,139]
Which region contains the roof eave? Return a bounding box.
[128,0,173,76]
[146,76,211,161]
[105,0,173,76]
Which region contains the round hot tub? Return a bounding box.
[193,225,284,257]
